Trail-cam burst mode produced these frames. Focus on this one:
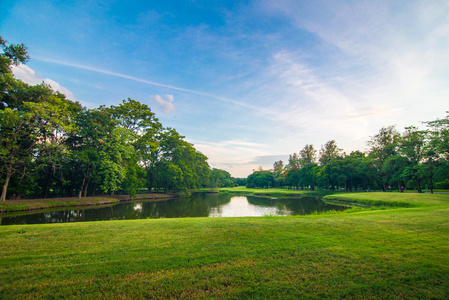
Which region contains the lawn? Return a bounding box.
[0,192,448,299]
[218,186,332,196]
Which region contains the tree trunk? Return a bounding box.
[42,166,54,199]
[83,179,89,198]
[1,167,12,202]
[417,178,422,193]
[43,175,51,198]
[78,176,86,199]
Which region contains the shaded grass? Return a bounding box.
[0,193,448,299]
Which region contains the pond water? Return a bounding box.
[0,193,348,225]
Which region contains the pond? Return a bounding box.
[0,193,348,225]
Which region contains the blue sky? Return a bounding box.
[2,0,449,177]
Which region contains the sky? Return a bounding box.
[1,0,449,177]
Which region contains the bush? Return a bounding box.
[435,179,449,189]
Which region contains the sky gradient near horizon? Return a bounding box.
[1,0,448,177]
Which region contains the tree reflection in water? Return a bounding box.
[1,193,347,225]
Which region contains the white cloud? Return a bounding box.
[42,78,76,100]
[248,1,449,152]
[11,64,76,100]
[188,139,274,177]
[152,95,176,113]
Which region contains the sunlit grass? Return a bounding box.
[324,192,449,208]
[0,192,448,299]
[219,186,333,196]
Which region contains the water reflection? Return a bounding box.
[0,193,347,225]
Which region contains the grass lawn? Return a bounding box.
[218,186,332,196]
[0,192,448,299]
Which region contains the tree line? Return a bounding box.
[0,37,236,201]
[247,122,449,193]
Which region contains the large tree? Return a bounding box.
[368,126,400,191]
[299,144,317,167]
[399,126,430,193]
[319,140,342,166]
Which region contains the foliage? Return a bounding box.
[0,37,226,200]
[209,168,234,188]
[246,170,274,188]
[250,118,449,194]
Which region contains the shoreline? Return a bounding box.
[0,193,179,213]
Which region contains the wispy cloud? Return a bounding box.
[152,95,176,114]
[34,57,262,111]
[11,64,76,100]
[248,0,449,151]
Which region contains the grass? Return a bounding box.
[0,192,448,299]
[323,192,449,208]
[219,186,334,196]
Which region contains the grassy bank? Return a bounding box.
[0,193,176,213]
[219,186,333,196]
[0,192,448,299]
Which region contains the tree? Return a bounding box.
[0,94,77,201]
[97,127,135,195]
[0,38,214,200]
[246,170,274,188]
[0,37,29,67]
[273,160,285,188]
[399,126,428,193]
[368,126,400,191]
[299,144,317,167]
[287,153,300,169]
[284,168,301,190]
[299,163,319,191]
[209,168,234,188]
[319,140,342,166]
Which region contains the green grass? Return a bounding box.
[219,186,333,196]
[0,202,30,211]
[0,192,448,299]
[324,192,449,208]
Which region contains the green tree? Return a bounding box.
[209,168,234,188]
[319,140,342,166]
[273,160,285,188]
[66,107,116,197]
[246,170,274,188]
[97,127,134,195]
[0,95,77,201]
[368,126,400,191]
[424,113,449,191]
[299,144,317,166]
[399,126,428,193]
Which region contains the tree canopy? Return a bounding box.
[0,37,238,201]
[246,123,449,193]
